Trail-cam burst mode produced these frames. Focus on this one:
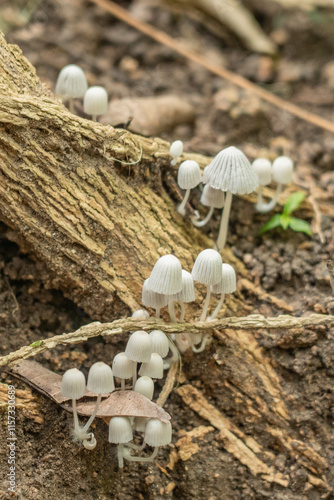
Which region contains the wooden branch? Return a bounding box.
[0,313,332,367]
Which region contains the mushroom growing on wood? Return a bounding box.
[192,249,222,321]
[173,270,195,322]
[210,263,237,319]
[203,146,258,250]
[122,419,172,463]
[191,184,225,228]
[169,140,183,166]
[142,279,168,318]
[55,64,88,113]
[83,86,108,121]
[112,353,134,391]
[125,331,152,385]
[177,160,202,215]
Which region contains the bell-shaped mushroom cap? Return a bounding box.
[211,263,237,294]
[134,376,154,400]
[142,279,168,309]
[272,156,294,185]
[145,419,172,447]
[149,330,170,358]
[87,361,115,394]
[177,160,202,189]
[125,331,152,363]
[131,309,150,320]
[192,249,222,286]
[147,255,182,295]
[55,64,88,99]
[139,353,164,379]
[203,146,258,195]
[112,353,134,380]
[252,158,272,186]
[169,140,183,158]
[108,416,133,444]
[133,417,149,433]
[84,86,108,116]
[61,368,86,399]
[200,185,225,208]
[174,270,195,303]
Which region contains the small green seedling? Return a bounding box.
[260,192,312,236]
[30,340,44,348]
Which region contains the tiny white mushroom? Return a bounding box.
[203,147,258,250]
[112,352,134,390]
[134,376,155,400]
[173,270,195,322]
[169,140,183,166]
[142,279,168,318]
[139,353,164,379]
[210,263,237,320]
[84,86,108,121]
[55,64,88,113]
[123,419,172,463]
[147,255,182,323]
[109,417,133,468]
[192,249,222,322]
[125,331,152,384]
[192,185,225,228]
[61,368,86,439]
[149,330,170,358]
[131,309,150,320]
[177,160,202,215]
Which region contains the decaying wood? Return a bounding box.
[0,381,43,424]
[0,313,332,368]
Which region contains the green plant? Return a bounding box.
[260,192,312,236]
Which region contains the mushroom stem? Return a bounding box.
[92,114,97,122]
[121,379,125,391]
[122,446,159,463]
[177,188,191,215]
[255,183,283,213]
[155,308,160,319]
[210,294,225,320]
[72,399,80,432]
[124,441,146,451]
[192,334,210,353]
[200,285,211,322]
[117,444,125,468]
[83,433,97,450]
[163,337,180,369]
[132,362,138,386]
[168,296,177,323]
[83,394,102,433]
[180,302,185,322]
[191,206,214,227]
[215,190,233,251]
[68,98,74,114]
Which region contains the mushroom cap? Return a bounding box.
[61,368,86,400]
[131,309,150,320]
[169,140,183,158]
[125,331,152,363]
[145,419,172,447]
[200,185,225,208]
[84,86,108,116]
[203,146,258,195]
[87,361,115,394]
[134,376,155,400]
[112,352,134,380]
[192,249,223,285]
[211,263,237,294]
[272,156,294,185]
[174,270,195,303]
[108,416,133,444]
[55,64,88,99]
[147,255,182,295]
[142,279,168,310]
[177,160,202,189]
[139,353,164,379]
[252,158,272,186]
[149,330,170,358]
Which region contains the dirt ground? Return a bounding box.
[1,0,334,498]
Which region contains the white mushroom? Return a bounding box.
[192,249,222,321]
[192,185,225,228]
[83,86,108,121]
[177,160,202,215]
[55,64,88,113]
[210,263,237,319]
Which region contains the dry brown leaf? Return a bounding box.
[101,95,196,135]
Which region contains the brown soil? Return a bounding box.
[1,1,334,499]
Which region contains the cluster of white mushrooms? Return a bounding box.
[142,249,236,353]
[55,64,108,121]
[170,141,294,250]
[61,329,172,467]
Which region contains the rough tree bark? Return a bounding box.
[0,33,330,491]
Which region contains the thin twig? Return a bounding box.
[90,0,334,135]
[0,313,333,368]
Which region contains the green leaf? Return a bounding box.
[260,214,282,234]
[280,213,291,230]
[30,340,44,348]
[288,217,312,236]
[283,192,305,216]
